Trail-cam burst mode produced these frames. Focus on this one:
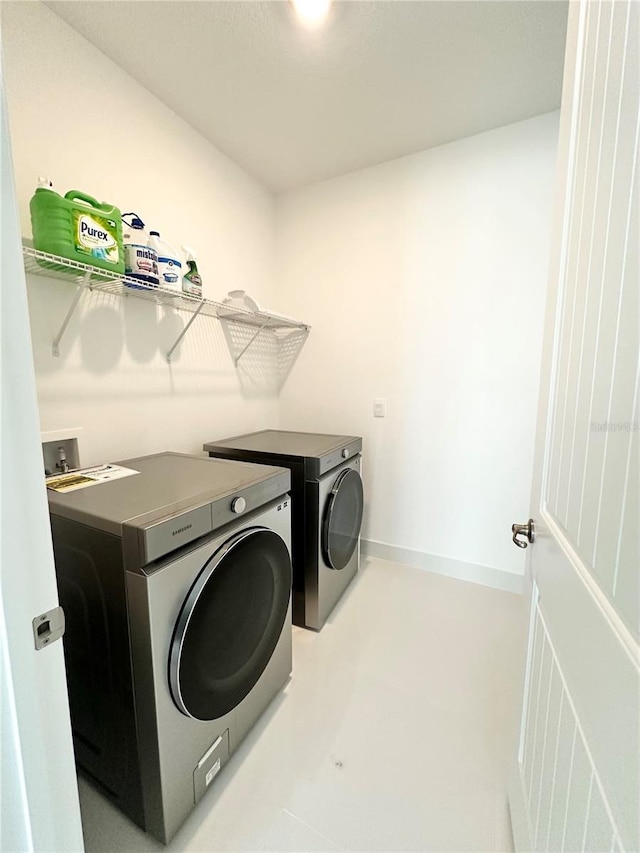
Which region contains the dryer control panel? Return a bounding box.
[315,439,362,478]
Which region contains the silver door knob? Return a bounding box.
[512,519,535,549]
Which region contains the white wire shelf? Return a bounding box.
[22,244,310,370]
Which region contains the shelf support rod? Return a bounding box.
[233,320,270,365]
[51,271,91,357]
[166,301,205,363]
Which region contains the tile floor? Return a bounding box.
[78,557,527,852]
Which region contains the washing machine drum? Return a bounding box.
[169,527,291,721]
[322,467,364,571]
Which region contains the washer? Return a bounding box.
[47,452,292,843]
[203,431,363,631]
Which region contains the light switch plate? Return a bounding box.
[373,398,386,418]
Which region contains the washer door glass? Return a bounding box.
[322,467,364,570]
[170,527,291,721]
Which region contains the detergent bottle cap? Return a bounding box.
[122,213,145,230]
[37,176,54,190]
[182,245,197,261]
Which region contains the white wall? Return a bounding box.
[1,1,279,467]
[276,113,559,585]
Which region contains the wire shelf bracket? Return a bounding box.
[166,300,205,363]
[231,317,271,365]
[51,269,91,357]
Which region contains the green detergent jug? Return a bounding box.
[30,184,125,275]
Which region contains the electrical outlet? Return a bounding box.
[42,428,83,476]
[373,398,386,418]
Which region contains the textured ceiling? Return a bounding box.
[46,1,568,193]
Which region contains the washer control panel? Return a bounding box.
[231,496,246,514]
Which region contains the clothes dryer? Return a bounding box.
[48,452,292,843]
[203,431,363,630]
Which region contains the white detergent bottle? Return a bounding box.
[122,213,159,287]
[149,230,182,291]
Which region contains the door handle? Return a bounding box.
[512,518,535,549]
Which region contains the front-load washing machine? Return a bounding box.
[203,431,363,630]
[47,452,292,843]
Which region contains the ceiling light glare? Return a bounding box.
[291,0,332,30]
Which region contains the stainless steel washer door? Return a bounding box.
[169,527,291,721]
[321,467,364,570]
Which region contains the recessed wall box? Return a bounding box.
[42,428,83,475]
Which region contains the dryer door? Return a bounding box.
[321,466,364,570]
[169,527,291,721]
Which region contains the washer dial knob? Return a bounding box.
[231,496,246,514]
[342,448,349,459]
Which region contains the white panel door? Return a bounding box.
[0,53,84,851]
[509,2,639,852]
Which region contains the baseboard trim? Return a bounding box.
[361,539,524,594]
